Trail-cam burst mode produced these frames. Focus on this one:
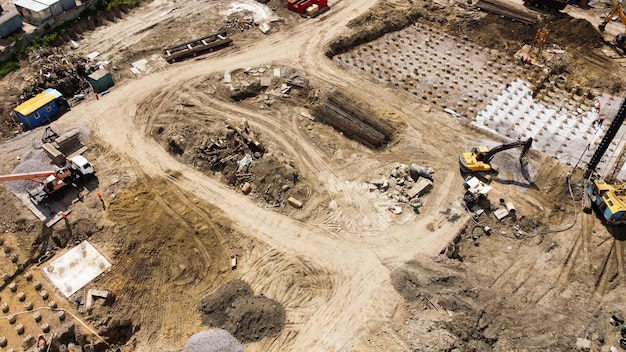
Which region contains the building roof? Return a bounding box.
[0,9,20,24]
[14,88,62,116]
[14,0,49,12]
[88,68,110,81]
[33,0,61,6]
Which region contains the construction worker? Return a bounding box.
[594,115,606,128]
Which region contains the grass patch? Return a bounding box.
[0,61,19,78]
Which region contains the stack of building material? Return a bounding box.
[312,91,394,149]
[42,129,84,165]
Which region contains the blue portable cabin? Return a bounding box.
[14,88,69,130]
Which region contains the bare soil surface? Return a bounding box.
[0,0,625,351]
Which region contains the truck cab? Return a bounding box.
[69,155,95,178]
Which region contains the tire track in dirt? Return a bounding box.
[70,0,466,350]
[167,82,395,234]
[556,213,589,289]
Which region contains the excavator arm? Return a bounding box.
[459,138,533,173]
[599,2,626,32]
[482,137,533,164]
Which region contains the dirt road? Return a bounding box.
[55,1,470,350]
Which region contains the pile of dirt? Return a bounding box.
[198,280,285,343]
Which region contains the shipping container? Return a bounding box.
[35,0,63,17]
[0,10,22,38]
[88,69,114,93]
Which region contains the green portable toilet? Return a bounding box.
[87,68,114,93]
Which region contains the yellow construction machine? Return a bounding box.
[459,138,533,173]
[598,1,626,55]
[587,179,626,224]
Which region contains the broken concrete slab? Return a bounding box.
[260,77,271,87]
[86,289,111,311]
[42,240,112,297]
[259,22,271,34]
[407,178,433,199]
[287,197,303,208]
[371,178,386,186]
[224,71,232,84]
[494,208,509,221]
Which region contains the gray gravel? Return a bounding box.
[182,329,244,352]
[3,156,54,194]
[1,124,91,195]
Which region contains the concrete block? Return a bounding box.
[407,178,433,199]
[86,289,111,311]
[287,197,303,209]
[241,182,251,195]
[494,208,509,221]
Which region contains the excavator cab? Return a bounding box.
[460,146,493,172]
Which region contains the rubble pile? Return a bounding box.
[370,163,434,210]
[312,90,394,149]
[19,48,92,103]
[193,122,265,185]
[227,66,313,104]
[221,13,256,32]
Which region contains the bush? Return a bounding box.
[31,33,58,49]
[0,61,20,78]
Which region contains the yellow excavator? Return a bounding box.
[587,179,626,224]
[598,1,626,55]
[459,138,533,173]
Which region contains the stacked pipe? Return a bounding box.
[312,91,394,149]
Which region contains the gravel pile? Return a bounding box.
[182,329,244,352]
[4,157,54,194]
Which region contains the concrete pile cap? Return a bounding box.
[182,329,243,352]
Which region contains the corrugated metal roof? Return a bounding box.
[14,88,62,116]
[14,0,49,12]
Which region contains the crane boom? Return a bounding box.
[0,170,61,183]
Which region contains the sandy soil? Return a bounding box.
[0,0,625,351]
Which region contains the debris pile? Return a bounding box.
[155,118,303,207]
[221,13,256,32]
[370,163,434,209]
[19,48,92,103]
[194,122,264,185]
[312,90,394,148]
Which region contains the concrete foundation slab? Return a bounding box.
[42,241,111,298]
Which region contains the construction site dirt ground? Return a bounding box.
[1,0,626,351]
